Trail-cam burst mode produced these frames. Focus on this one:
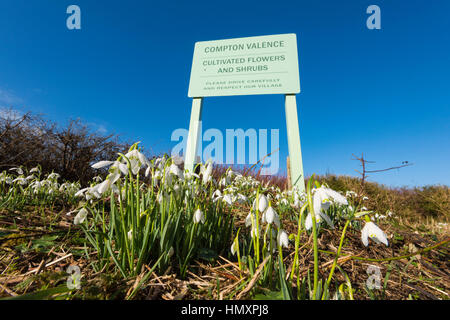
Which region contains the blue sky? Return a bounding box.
[0,0,449,187]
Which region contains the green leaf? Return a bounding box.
[278,255,292,300]
[1,285,71,300]
[32,235,59,250]
[197,248,218,262]
[253,290,284,300]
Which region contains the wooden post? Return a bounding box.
[286,156,292,190]
[184,98,203,173]
[285,94,305,193]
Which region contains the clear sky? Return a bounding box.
[0,0,449,187]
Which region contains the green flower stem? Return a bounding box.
[255,190,261,265]
[322,219,351,300]
[291,202,308,280]
[236,244,242,273]
[306,177,319,300]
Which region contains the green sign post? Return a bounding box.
[186,33,305,192]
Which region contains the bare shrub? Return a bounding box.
[0,109,130,185]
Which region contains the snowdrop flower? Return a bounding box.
[157,192,168,204]
[30,181,42,192]
[234,193,248,204]
[73,187,87,197]
[253,194,268,213]
[193,208,205,224]
[201,161,213,185]
[164,169,173,186]
[184,171,200,180]
[9,167,23,175]
[93,175,103,183]
[219,177,227,187]
[126,149,149,166]
[110,161,129,176]
[277,229,289,248]
[231,240,238,256]
[145,166,151,177]
[153,169,162,180]
[313,186,348,214]
[346,190,358,197]
[130,159,141,175]
[304,186,347,230]
[47,173,60,180]
[91,160,115,169]
[361,222,388,247]
[168,246,174,258]
[226,169,234,180]
[123,149,147,175]
[173,184,182,196]
[74,208,88,225]
[127,229,133,241]
[245,212,255,227]
[155,157,167,171]
[293,192,303,209]
[95,172,120,195]
[13,177,27,185]
[213,191,234,206]
[224,186,238,193]
[169,163,184,180]
[87,185,102,199]
[251,224,260,238]
[59,183,68,192]
[262,206,280,228]
[212,189,222,198]
[219,169,234,186]
[222,193,233,206]
[305,210,334,230]
[30,167,40,174]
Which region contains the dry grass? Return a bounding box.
[214,163,449,224]
[0,172,448,300]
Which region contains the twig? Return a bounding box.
[236,256,270,299]
[0,283,18,297]
[24,253,72,275]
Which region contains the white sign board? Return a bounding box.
[188,34,300,97]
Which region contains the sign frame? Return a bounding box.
[185,33,305,193]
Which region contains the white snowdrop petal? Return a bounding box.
[92,160,114,169]
[74,208,88,225]
[277,230,289,248]
[258,195,268,213]
[319,212,334,229]
[305,213,313,230]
